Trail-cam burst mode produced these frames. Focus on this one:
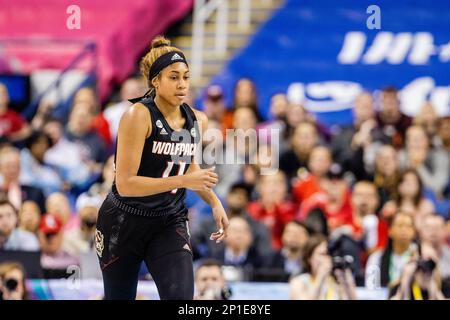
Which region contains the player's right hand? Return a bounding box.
[182,167,218,191]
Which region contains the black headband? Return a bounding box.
[149,51,188,80]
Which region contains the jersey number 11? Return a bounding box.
[162,161,187,194]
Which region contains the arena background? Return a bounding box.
[0,0,449,300]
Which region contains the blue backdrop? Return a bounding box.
[205,0,450,127]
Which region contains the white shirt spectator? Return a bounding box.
[62,229,93,258]
[44,136,91,185]
[103,101,129,140]
[2,228,40,251]
[440,245,450,279]
[20,148,63,196]
[365,246,414,289]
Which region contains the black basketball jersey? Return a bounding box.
[111,96,200,213]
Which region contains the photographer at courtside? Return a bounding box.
[289,235,357,300]
[390,243,445,300]
[194,259,232,300]
[0,261,28,300]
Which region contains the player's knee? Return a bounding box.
[158,251,194,300]
[161,282,192,300]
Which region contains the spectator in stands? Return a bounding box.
[248,171,297,249]
[73,87,112,148]
[103,77,146,140]
[203,85,227,132]
[419,215,450,279]
[390,243,445,300]
[192,183,271,259]
[381,169,435,228]
[373,145,401,208]
[351,181,388,253]
[194,259,231,300]
[269,93,289,121]
[299,167,368,283]
[231,78,262,121]
[365,212,417,289]
[0,262,28,300]
[414,102,441,146]
[45,192,78,231]
[75,154,115,208]
[447,219,450,240]
[283,103,309,138]
[438,116,450,199]
[231,106,258,133]
[217,78,261,131]
[62,204,98,258]
[0,199,39,251]
[215,107,258,198]
[280,122,318,182]
[257,93,290,152]
[282,102,332,154]
[241,164,259,192]
[184,87,198,110]
[0,83,31,143]
[438,116,450,152]
[375,86,412,148]
[199,116,223,172]
[211,216,263,281]
[331,91,376,180]
[290,235,357,300]
[244,143,277,189]
[285,87,331,141]
[43,118,93,190]
[264,220,310,282]
[0,146,45,211]
[19,130,63,196]
[184,106,225,226]
[18,200,41,235]
[292,145,332,205]
[398,125,449,197]
[298,164,357,237]
[39,214,79,279]
[66,102,107,166]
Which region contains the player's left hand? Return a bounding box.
[210,205,229,244]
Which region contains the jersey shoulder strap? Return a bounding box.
[139,96,159,140]
[181,104,201,144]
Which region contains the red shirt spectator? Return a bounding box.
[351,181,389,252]
[0,83,30,142]
[73,87,112,148]
[293,173,321,204]
[297,166,361,238]
[247,171,297,249]
[298,189,358,234]
[0,109,26,137]
[92,114,112,147]
[248,200,297,249]
[292,146,333,204]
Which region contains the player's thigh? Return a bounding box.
[95,198,146,269]
[144,214,194,300]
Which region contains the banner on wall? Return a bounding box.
[210,0,450,126]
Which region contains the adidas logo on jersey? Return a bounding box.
[171,53,183,61]
[160,128,168,135]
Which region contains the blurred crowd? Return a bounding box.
[0,77,449,300]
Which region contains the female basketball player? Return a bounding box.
[95,36,229,300]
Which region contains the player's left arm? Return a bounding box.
[187,109,229,243]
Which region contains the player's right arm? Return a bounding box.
[115,103,218,197]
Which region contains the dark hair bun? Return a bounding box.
[151,36,171,49]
